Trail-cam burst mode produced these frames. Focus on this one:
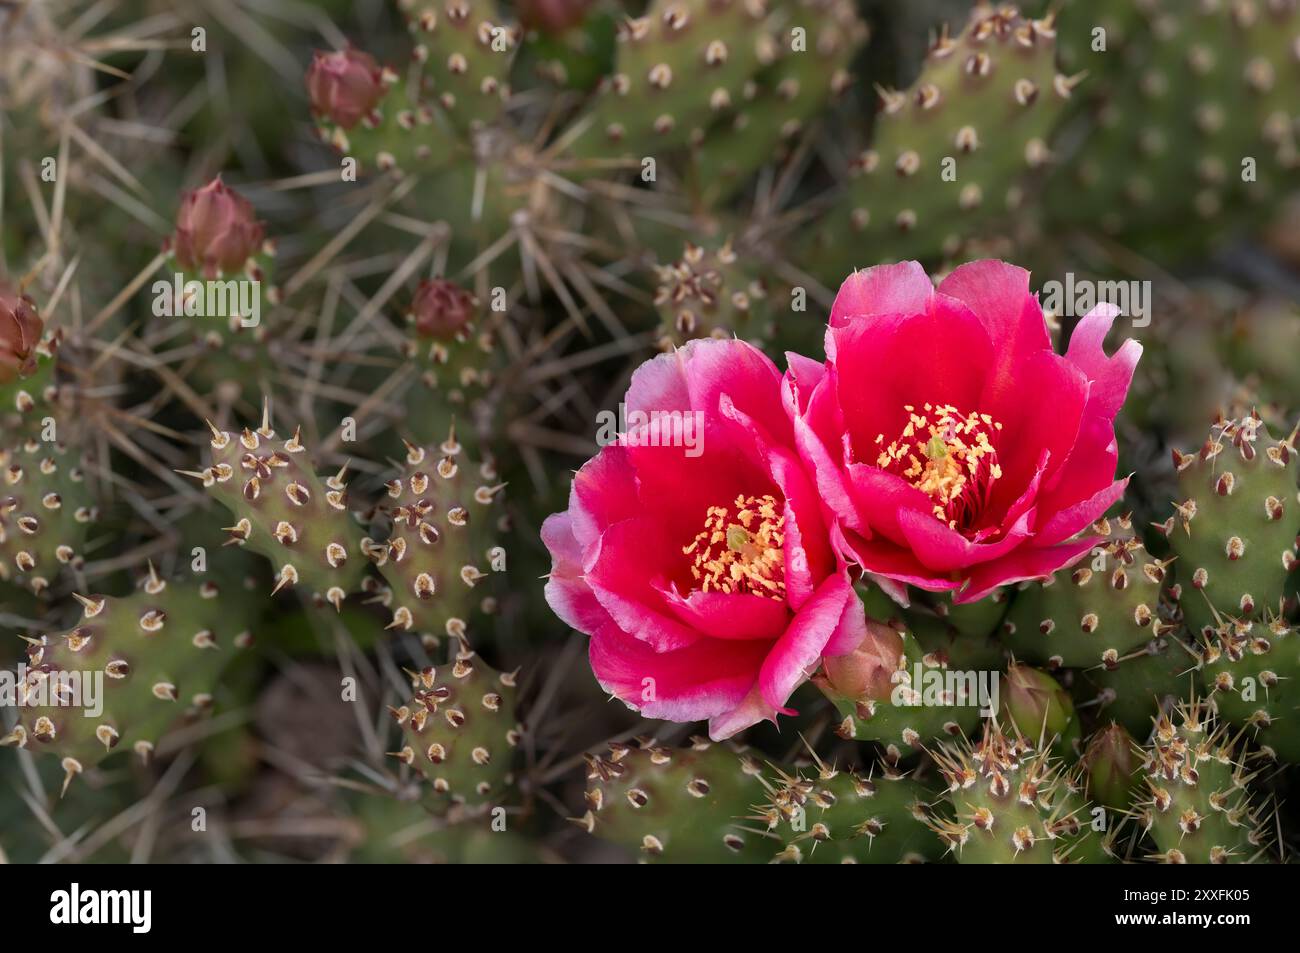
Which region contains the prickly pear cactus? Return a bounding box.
[653,238,772,347]
[369,436,505,638]
[1048,0,1300,253]
[566,0,778,164]
[1201,614,1300,762]
[1,568,253,793]
[805,3,1071,273]
[766,758,942,863]
[578,736,778,862]
[1157,416,1299,637]
[191,409,368,609]
[1138,701,1272,864]
[813,621,982,763]
[1002,522,1175,669]
[390,642,522,812]
[0,439,96,593]
[690,0,867,205]
[929,721,1111,863]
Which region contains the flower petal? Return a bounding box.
[954,535,1100,604]
[1065,303,1143,420]
[758,572,855,710]
[541,512,611,634]
[829,261,934,328]
[589,623,770,724]
[656,586,791,640]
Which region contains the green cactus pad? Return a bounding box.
[929,720,1112,863]
[767,759,942,863]
[578,735,779,863]
[1201,614,1300,762]
[369,436,505,638]
[1137,700,1272,863]
[565,0,778,166]
[814,625,984,763]
[653,238,773,347]
[0,439,95,593]
[398,0,519,134]
[1158,416,1299,636]
[191,409,368,608]
[1071,634,1199,741]
[1,569,253,793]
[1002,526,1175,669]
[390,643,522,812]
[691,0,866,205]
[805,4,1070,273]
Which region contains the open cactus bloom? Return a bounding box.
[542,338,866,740]
[545,259,1143,737]
[786,260,1141,606]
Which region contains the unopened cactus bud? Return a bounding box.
[0,283,42,384]
[169,178,265,279]
[820,621,901,702]
[1083,723,1141,812]
[999,663,1079,755]
[410,279,478,341]
[307,48,388,130]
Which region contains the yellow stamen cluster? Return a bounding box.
[875,403,1003,527]
[682,494,786,600]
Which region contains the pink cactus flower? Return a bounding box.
[542,339,866,739]
[786,259,1140,605]
[306,49,386,130]
[170,177,264,279]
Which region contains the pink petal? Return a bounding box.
[585,519,703,653]
[836,526,961,593]
[657,586,790,640]
[789,365,863,534]
[937,261,1050,399]
[758,572,854,710]
[1034,476,1130,547]
[1065,304,1143,420]
[589,623,770,724]
[569,444,639,551]
[823,574,869,656]
[541,512,612,634]
[708,684,779,740]
[954,535,1100,604]
[844,465,934,545]
[719,393,833,606]
[897,507,1033,573]
[1031,414,1121,531]
[981,349,1088,515]
[829,261,934,328]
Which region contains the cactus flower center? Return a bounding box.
[876,403,1003,530]
[682,494,786,600]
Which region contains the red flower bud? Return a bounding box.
[171,177,264,279]
[517,0,592,34]
[0,282,44,384]
[307,49,386,130]
[410,279,477,340]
